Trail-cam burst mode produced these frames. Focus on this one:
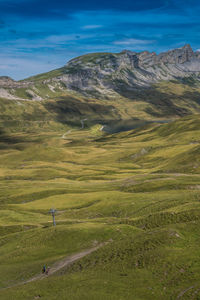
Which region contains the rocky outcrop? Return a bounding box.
[45,44,200,96]
[155,44,194,64]
[0,76,31,88]
[1,44,200,100]
[0,76,35,101]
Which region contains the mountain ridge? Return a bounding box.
[1,44,200,95]
[59,44,200,94]
[1,44,200,129]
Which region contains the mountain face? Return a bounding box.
[1,44,200,128]
[1,44,200,99]
[57,44,200,95]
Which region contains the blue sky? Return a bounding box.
[0,0,200,79]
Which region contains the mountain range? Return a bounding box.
[1,44,200,128]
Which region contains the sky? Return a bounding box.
[0,0,200,80]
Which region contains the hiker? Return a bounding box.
[46,266,50,275]
[42,265,46,274]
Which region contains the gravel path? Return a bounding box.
[1,242,107,290]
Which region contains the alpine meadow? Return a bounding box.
[1,1,200,299]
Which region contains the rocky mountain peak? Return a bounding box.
[120,50,136,55]
[51,45,200,96]
[1,45,200,101]
[0,76,15,82]
[156,44,194,64]
[0,76,16,88]
[0,76,30,89]
[183,43,193,50]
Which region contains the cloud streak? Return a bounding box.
[82,25,103,30]
[113,38,155,46]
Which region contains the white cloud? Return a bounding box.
[113,38,154,46]
[81,25,103,30]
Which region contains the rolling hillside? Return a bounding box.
[0,114,200,299]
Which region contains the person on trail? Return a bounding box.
[42,265,46,274]
[46,266,50,275]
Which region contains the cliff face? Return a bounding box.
[1,44,200,101]
[55,44,200,95]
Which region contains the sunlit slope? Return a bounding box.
[0,115,200,299]
[1,115,200,221]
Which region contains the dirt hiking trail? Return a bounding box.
[2,242,108,290]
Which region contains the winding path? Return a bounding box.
[2,242,107,290]
[62,130,72,139]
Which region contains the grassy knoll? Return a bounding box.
[0,114,200,299]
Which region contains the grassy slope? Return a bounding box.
[5,68,200,124]
[0,113,200,299]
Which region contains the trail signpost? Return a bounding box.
[49,208,57,226]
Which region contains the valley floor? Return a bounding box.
[0,115,200,299]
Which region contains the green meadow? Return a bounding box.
[0,109,200,299]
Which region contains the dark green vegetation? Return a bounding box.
[0,100,200,299]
